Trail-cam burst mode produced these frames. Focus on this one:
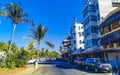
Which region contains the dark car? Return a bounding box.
[74,57,85,67]
[85,58,112,73]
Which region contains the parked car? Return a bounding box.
[85,58,112,73]
[74,57,85,67]
[39,58,46,61]
[28,59,36,64]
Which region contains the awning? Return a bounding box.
[71,48,120,55]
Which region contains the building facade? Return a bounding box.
[83,0,118,51]
[99,8,120,67]
[70,18,84,53]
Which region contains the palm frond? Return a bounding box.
[1,2,33,25]
[26,40,36,50]
[37,24,48,41]
[44,40,54,49]
[0,11,8,16]
[23,35,35,39]
[21,19,35,25]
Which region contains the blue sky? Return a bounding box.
[0,0,85,52]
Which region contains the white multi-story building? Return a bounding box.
[70,18,84,52]
[83,0,118,51]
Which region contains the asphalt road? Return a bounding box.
[32,61,112,75]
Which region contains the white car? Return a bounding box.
[28,59,36,64]
[40,58,46,61]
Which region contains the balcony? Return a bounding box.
[112,1,120,7]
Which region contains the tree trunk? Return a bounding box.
[8,24,16,52]
[37,41,40,59]
[35,41,40,68]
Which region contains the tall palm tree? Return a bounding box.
[24,24,54,64]
[0,2,34,52]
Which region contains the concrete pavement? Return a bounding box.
[14,64,40,75]
[32,62,112,75]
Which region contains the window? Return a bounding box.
[85,39,98,48]
[79,40,82,44]
[83,5,95,18]
[84,27,91,37]
[104,25,109,33]
[85,40,93,48]
[83,16,89,26]
[78,32,82,37]
[90,15,97,21]
[91,26,98,33]
[84,26,98,37]
[92,39,98,45]
[78,26,81,30]
[112,19,120,30]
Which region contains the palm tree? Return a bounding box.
[24,24,54,67]
[0,2,34,52]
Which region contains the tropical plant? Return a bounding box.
[26,40,36,50]
[48,51,59,58]
[0,2,34,52]
[26,41,37,59]
[5,48,30,68]
[24,24,54,61]
[0,42,8,52]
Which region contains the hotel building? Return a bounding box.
[70,18,84,54]
[83,0,118,51]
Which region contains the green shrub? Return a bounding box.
[5,61,16,69]
[4,50,30,69]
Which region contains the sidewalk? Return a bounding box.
[14,64,40,75]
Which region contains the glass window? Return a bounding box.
[84,27,91,37]
[78,26,80,30]
[78,32,83,37]
[88,5,96,12]
[85,39,98,48]
[79,40,82,44]
[83,16,89,26]
[92,39,98,45]
[90,15,97,21]
[85,40,93,48]
[91,26,98,33]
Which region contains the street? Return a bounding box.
[32,61,112,75]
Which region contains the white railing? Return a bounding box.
[112,0,120,3]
